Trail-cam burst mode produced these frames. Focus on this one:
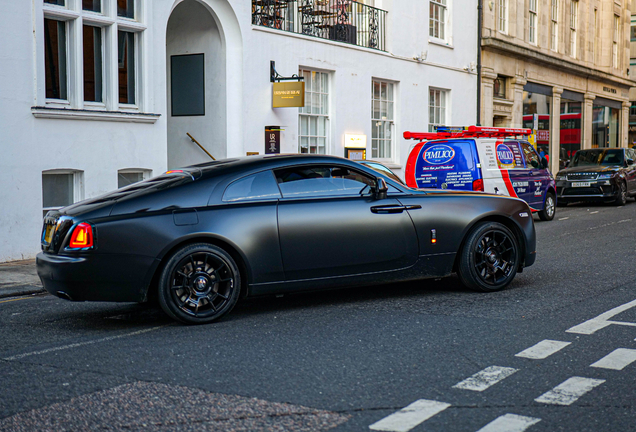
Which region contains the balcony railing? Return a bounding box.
[252,0,387,52]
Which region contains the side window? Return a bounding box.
[520,142,541,169]
[223,171,281,202]
[275,165,375,198]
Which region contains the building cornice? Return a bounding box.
[482,37,636,89]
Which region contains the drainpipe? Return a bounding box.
[476,0,483,126]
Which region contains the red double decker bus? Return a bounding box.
[522,113,581,167]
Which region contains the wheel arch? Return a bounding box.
[452,215,527,274]
[144,234,251,303]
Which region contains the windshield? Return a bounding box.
[361,162,405,185]
[569,149,624,167]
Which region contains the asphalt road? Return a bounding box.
[1,202,636,431]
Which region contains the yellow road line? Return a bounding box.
[0,297,34,304]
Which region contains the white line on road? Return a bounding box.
[590,348,636,370]
[534,376,605,406]
[566,299,636,335]
[2,326,166,361]
[476,414,541,432]
[515,340,571,360]
[452,366,518,392]
[368,399,451,432]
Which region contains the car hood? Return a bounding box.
[558,165,620,175]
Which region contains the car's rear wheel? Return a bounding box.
[158,243,240,324]
[458,222,519,292]
[614,182,627,206]
[538,192,556,221]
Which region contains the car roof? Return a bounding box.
[186,154,370,180]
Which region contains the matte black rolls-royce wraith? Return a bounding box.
[37,154,537,324]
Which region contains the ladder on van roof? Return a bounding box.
[403,126,533,141]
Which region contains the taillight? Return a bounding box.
[472,179,484,191]
[68,223,94,249]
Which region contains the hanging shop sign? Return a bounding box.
[272,82,305,108]
[265,126,281,154]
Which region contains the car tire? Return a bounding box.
[457,222,519,292]
[538,192,556,221]
[614,182,627,206]
[158,243,241,324]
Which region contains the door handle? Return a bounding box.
[371,205,406,214]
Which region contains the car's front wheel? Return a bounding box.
[458,222,519,292]
[538,192,556,221]
[158,243,240,324]
[614,182,627,206]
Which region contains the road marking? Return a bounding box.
[534,377,605,406]
[452,366,518,392]
[476,414,541,432]
[0,297,33,304]
[2,326,166,361]
[368,399,451,432]
[515,340,571,360]
[590,348,636,370]
[558,217,569,220]
[566,299,636,335]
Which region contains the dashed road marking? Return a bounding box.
[2,326,166,361]
[515,340,571,360]
[368,399,451,432]
[590,348,636,370]
[476,413,541,432]
[566,298,636,335]
[534,377,605,406]
[453,366,518,392]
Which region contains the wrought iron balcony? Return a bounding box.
[252,0,387,52]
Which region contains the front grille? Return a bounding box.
[566,173,598,181]
[563,187,603,195]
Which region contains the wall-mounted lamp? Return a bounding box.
[413,51,427,62]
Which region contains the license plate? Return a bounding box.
[44,224,55,244]
[571,182,591,187]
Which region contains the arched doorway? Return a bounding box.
[166,0,229,169]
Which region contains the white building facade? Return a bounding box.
[0,0,477,262]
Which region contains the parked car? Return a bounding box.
[404,126,557,221]
[555,148,636,206]
[37,154,536,324]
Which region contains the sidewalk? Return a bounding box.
[0,259,45,299]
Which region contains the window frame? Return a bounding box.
[39,0,147,113]
[569,0,577,58]
[429,0,447,41]
[550,0,558,52]
[298,69,330,155]
[428,87,448,132]
[528,0,537,45]
[497,0,508,34]
[371,79,396,161]
[42,169,84,217]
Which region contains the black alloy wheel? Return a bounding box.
[158,243,240,324]
[538,192,556,221]
[458,222,519,292]
[614,182,627,206]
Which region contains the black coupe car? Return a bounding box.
[37,154,536,324]
[556,148,636,206]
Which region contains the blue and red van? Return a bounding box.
[404,126,557,221]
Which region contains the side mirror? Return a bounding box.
[627,158,634,166]
[374,178,388,200]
